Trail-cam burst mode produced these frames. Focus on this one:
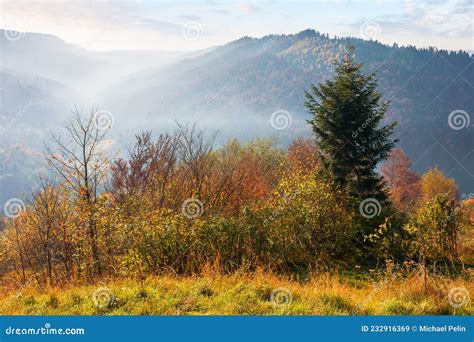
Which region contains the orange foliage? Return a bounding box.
[380,148,421,211]
[286,137,319,173]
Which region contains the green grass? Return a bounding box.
[0,272,471,315]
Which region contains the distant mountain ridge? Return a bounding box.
[0,28,473,207]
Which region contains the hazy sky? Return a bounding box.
[0,0,472,52]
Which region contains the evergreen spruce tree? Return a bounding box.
[306,46,397,203]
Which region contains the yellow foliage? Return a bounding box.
[421,166,458,201]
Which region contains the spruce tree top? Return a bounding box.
[306,45,397,201]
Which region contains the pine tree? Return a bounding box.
[305,46,397,202]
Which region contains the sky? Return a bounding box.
[0,0,472,52]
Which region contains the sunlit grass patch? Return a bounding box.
[0,272,471,316]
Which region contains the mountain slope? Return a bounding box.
[0,30,191,91]
[104,29,474,192]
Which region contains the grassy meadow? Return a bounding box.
[1,269,472,316]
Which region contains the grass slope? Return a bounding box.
[0,271,471,315]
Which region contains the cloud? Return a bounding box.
[131,18,182,35]
[238,4,264,15]
[0,0,470,51]
[180,15,201,22]
[451,0,473,14]
[206,8,230,15]
[441,24,473,39]
[347,0,473,41]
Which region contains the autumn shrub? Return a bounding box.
[0,184,81,284]
[251,171,355,271]
[365,211,411,261]
[404,193,467,262]
[91,169,357,277]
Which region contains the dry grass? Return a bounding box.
[0,270,471,315]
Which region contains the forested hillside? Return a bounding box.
[105,29,473,192]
